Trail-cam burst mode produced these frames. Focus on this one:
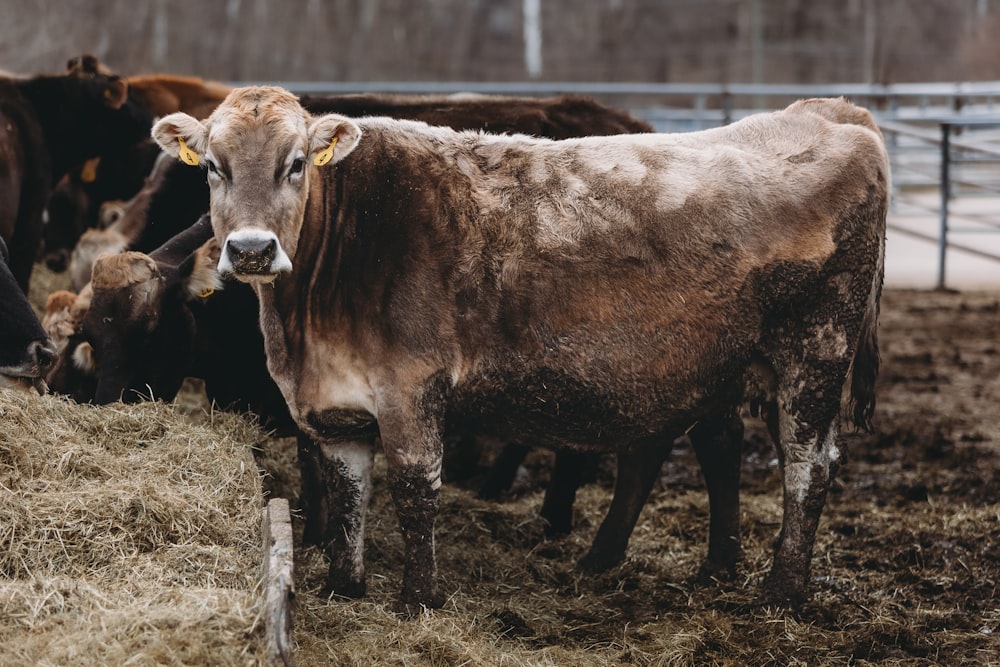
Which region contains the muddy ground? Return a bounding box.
[241,288,999,665]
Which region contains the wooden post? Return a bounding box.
[262,497,295,666]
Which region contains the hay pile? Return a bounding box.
[0,389,269,665]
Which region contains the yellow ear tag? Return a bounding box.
[178,138,200,166]
[80,159,98,183]
[313,137,339,166]
[197,288,214,299]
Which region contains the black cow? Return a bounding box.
[0,237,56,392]
[0,66,151,290]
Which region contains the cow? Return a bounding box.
[0,237,57,393]
[0,65,151,291]
[298,91,653,140]
[151,88,888,613]
[41,55,232,272]
[54,88,655,533]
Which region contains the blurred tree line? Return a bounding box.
[1,0,999,84]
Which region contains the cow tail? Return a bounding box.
[847,281,882,433]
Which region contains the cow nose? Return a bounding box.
[31,339,58,373]
[226,236,277,273]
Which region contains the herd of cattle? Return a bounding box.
[0,55,890,615]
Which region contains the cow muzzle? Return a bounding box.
[0,338,57,395]
[218,229,293,281]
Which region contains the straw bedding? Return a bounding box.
[0,389,268,666]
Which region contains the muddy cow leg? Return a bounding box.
[577,437,670,572]
[296,433,329,547]
[319,439,376,599]
[539,449,586,536]
[689,410,744,580]
[760,358,849,606]
[379,377,451,613]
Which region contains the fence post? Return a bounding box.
[937,122,951,290]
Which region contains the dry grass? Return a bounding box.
[0,388,269,666]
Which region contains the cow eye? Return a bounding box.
[205,159,224,182]
[289,158,305,176]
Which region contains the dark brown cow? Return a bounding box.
[299,91,653,139]
[0,237,56,392]
[0,65,151,290]
[153,88,888,612]
[41,55,232,272]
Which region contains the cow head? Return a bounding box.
[74,243,221,405]
[66,54,116,77]
[42,286,99,404]
[151,86,361,284]
[0,238,56,393]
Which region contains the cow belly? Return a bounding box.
[447,363,741,451]
[306,407,380,442]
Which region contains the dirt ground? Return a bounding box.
[242,288,999,665]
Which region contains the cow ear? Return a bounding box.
[152,112,208,166]
[182,239,224,301]
[91,251,160,291]
[308,114,361,167]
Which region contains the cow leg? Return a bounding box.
[480,443,584,536]
[578,438,669,572]
[689,410,744,580]
[379,377,449,613]
[318,439,375,599]
[295,433,328,547]
[539,449,585,536]
[478,442,531,500]
[761,372,846,607]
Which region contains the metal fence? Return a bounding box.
[264,79,1000,288]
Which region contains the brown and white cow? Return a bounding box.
[154,89,887,612]
[56,88,656,534]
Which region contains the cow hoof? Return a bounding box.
[576,548,624,573]
[322,573,366,600]
[755,582,808,609]
[542,517,573,538]
[394,590,445,617]
[693,560,739,585]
